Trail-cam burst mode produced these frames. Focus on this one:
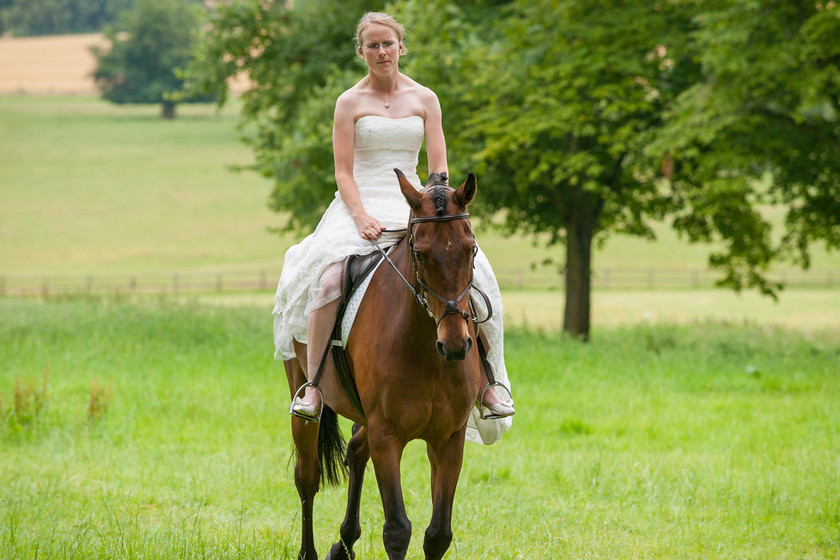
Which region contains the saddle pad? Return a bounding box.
[339,254,388,346]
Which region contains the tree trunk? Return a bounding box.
[161,101,177,119]
[563,194,600,340]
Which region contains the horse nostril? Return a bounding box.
[465,337,473,355]
[436,340,450,360]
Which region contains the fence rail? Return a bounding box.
[1,267,838,297]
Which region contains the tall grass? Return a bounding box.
[1,298,837,558]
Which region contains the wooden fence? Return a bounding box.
[1,267,838,297]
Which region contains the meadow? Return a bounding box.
[1,90,839,558]
[1,297,838,559]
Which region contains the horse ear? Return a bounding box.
[395,168,422,210]
[453,173,477,208]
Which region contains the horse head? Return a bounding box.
[395,168,477,361]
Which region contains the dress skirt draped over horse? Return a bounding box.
[273,115,512,444]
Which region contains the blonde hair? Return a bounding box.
[354,12,407,55]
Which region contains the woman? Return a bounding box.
[273,12,514,444]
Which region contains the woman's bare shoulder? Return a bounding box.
[400,75,437,98]
[336,81,364,109]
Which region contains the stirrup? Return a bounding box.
[476,382,515,420]
[289,382,324,422]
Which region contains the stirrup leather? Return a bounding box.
[289,381,325,422]
[476,381,514,420]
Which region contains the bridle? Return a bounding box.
[372,212,493,327]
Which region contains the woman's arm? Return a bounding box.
[333,93,383,239]
[423,89,449,182]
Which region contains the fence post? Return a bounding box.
[260,270,267,290]
[216,274,223,292]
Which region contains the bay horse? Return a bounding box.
[284,169,484,560]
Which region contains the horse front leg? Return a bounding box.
[368,425,412,559]
[423,429,467,560]
[326,424,370,560]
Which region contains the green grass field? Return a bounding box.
[1,298,838,559]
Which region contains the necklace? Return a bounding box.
[373,89,394,109]
[374,93,393,109]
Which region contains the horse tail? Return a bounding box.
[318,405,348,486]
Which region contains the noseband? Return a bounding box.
[409,213,475,326]
[372,212,493,327]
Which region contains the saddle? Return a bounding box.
[315,250,386,420]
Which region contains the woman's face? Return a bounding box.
[359,23,400,74]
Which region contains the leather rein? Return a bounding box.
[371,212,493,327]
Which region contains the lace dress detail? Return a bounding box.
[272,115,512,444]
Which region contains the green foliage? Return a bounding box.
[652,0,840,295]
[92,0,206,117]
[455,0,691,240]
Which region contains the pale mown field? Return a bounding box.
[0,33,107,94]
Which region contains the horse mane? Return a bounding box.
[432,187,449,216]
[425,172,451,216]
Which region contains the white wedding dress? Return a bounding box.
[273,115,512,444]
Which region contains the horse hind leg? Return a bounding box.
[291,412,321,560]
[285,356,321,560]
[326,423,370,560]
[423,431,467,560]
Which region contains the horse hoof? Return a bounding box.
[325,542,354,560]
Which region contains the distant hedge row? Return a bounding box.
[0,0,201,37]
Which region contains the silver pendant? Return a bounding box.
[385,102,390,109]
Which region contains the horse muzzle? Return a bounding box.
[436,335,473,361]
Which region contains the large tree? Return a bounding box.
[438,0,695,338]
[92,0,204,118]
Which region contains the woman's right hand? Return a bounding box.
[353,212,383,240]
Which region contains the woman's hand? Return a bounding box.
[353,212,383,240]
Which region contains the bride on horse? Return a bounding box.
[273,11,514,444]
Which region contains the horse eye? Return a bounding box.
[413,250,425,264]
